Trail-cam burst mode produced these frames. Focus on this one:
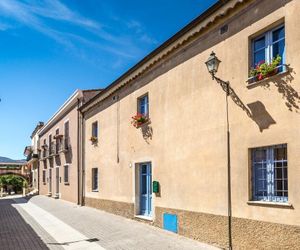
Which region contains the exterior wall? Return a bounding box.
[39,105,78,204]
[83,0,300,248]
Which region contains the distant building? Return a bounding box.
[38,89,100,203]
[24,121,44,191]
[0,161,28,179]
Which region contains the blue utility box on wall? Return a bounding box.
[163,213,178,233]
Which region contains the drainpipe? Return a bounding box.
[77,98,80,205]
[37,159,40,194]
[81,111,86,206]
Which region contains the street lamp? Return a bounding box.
[205,51,221,79]
[205,51,232,250]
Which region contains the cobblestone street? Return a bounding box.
[0,198,48,250]
[0,195,219,250]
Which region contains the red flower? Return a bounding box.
[131,113,148,128]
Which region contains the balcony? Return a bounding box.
[49,142,59,157]
[41,149,48,160]
[26,153,39,162]
[40,144,48,160]
[57,136,70,153]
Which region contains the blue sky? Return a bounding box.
[0,0,217,159]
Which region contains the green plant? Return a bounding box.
[131,113,149,128]
[0,175,25,192]
[250,55,282,81]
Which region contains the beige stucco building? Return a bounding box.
[38,89,100,204]
[80,0,300,248]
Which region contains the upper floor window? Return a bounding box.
[251,144,287,203]
[92,121,98,138]
[138,94,149,116]
[250,25,285,81]
[64,121,69,138]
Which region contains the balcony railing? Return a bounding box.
[26,153,39,162]
[57,136,70,152]
[49,141,58,156]
[42,148,48,159]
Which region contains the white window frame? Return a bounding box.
[251,144,288,203]
[137,93,149,116]
[251,24,286,73]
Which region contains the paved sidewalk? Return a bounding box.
[14,199,104,250]
[21,195,220,250]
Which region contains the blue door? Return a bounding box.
[140,163,152,216]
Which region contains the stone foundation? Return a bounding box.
[83,199,300,249]
[85,197,134,219]
[155,207,300,249]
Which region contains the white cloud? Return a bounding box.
[0,0,156,68]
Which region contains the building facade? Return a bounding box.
[80,0,300,249]
[38,89,100,203]
[24,122,44,191]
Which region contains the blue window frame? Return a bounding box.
[252,144,288,203]
[140,163,152,216]
[92,121,98,138]
[138,94,149,116]
[252,24,285,71]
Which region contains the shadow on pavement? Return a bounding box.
[0,198,48,249]
[48,237,99,246]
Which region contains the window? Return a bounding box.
[49,134,52,155]
[55,129,60,153]
[251,144,287,203]
[92,168,98,191]
[138,94,149,116]
[251,24,285,72]
[42,170,46,184]
[64,165,69,183]
[92,121,98,138]
[64,121,69,150]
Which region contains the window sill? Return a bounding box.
[92,190,99,192]
[246,68,290,89]
[247,201,293,209]
[64,182,70,185]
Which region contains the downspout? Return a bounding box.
[37,158,40,194]
[77,98,80,205]
[81,111,85,205]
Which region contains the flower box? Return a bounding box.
[131,113,149,128]
[90,136,98,144]
[249,55,281,82]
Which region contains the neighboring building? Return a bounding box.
[0,162,28,179]
[24,121,44,191]
[38,89,100,203]
[79,0,300,249]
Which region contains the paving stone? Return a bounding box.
[0,198,49,250]
[26,195,220,250]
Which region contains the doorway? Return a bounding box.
[55,167,59,196]
[139,163,152,217]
